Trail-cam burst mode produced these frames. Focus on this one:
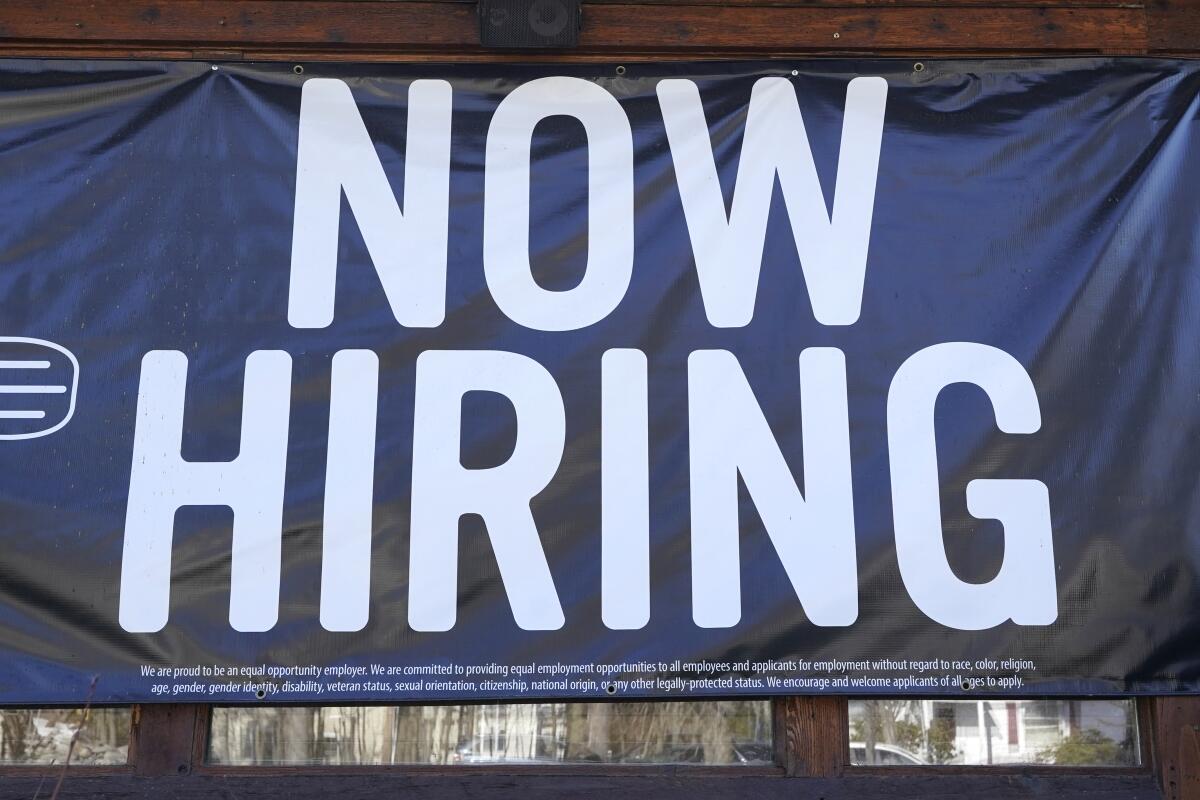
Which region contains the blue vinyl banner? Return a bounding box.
[0,58,1197,703]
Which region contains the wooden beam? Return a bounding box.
[580,4,1147,52]
[129,704,201,777]
[583,0,1142,5]
[1154,697,1200,800]
[0,771,1164,799]
[0,1,1150,56]
[1147,0,1200,53]
[775,696,847,777]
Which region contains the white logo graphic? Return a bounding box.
[0,337,79,440]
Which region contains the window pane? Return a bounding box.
[208,701,773,766]
[0,708,131,765]
[848,699,1138,767]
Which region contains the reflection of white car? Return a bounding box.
[450,734,585,764]
[850,742,927,766]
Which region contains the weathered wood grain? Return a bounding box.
[129,704,201,777]
[776,696,847,777]
[0,771,1165,799]
[0,1,1151,54]
[1155,697,1200,800]
[1146,0,1200,53]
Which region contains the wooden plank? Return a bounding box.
[0,772,1164,799]
[776,696,847,777]
[582,0,1142,5]
[191,704,212,767]
[1140,696,1159,770]
[129,704,201,777]
[1182,723,1200,800]
[207,0,1144,5]
[772,696,791,771]
[1154,697,1200,800]
[580,4,1147,52]
[0,1,480,48]
[1147,0,1200,53]
[0,1,1149,54]
[0,765,132,777]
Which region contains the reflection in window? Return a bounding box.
[848,699,1138,767]
[0,708,131,765]
[209,701,773,766]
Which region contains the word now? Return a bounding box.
[288,75,887,331]
[117,345,1057,634]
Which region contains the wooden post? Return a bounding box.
[774,696,847,777]
[129,704,202,776]
[1153,697,1200,800]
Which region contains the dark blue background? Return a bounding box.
[0,58,1197,702]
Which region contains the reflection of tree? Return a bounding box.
[562,702,741,763]
[1037,701,1136,767]
[208,702,772,766]
[1,711,29,762]
[852,701,955,764]
[1038,728,1124,766]
[852,699,1140,767]
[0,709,129,765]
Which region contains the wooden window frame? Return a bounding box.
[0,696,1189,799]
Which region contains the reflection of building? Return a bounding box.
[850,699,1135,766]
[934,699,1134,765]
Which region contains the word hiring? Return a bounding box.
[117,74,1056,635]
[117,344,1056,636]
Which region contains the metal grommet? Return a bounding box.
[913,62,926,73]
[210,65,218,71]
[615,65,626,76]
[960,679,971,691]
[833,31,841,39]
[791,69,799,77]
[255,688,267,699]
[605,683,618,695]
[293,65,305,75]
